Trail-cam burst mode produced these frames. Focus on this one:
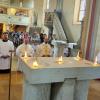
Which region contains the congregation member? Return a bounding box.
[40,33,44,43]
[36,36,52,57]
[12,31,20,48]
[0,32,14,73]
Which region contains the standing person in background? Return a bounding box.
[0,32,14,73]
[12,31,20,48]
[40,33,44,43]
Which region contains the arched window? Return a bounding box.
[73,0,86,24]
[47,0,50,9]
[79,0,86,21]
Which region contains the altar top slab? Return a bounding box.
[20,57,100,84]
[20,57,99,69]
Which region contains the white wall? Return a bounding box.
[61,0,81,42]
[49,0,57,11]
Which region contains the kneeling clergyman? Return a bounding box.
[0,32,14,73]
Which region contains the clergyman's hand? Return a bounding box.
[0,55,10,59]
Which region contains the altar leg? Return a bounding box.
[23,80,51,100]
[51,79,75,100]
[74,80,89,100]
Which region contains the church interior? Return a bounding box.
[0,0,100,100]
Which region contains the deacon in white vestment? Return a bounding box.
[0,32,14,72]
[36,37,52,57]
[16,37,34,71]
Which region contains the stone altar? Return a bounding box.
[20,57,100,100]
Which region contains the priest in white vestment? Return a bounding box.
[16,37,34,71]
[36,36,52,57]
[0,32,14,73]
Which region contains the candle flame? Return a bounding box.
[33,61,38,67]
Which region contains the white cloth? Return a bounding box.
[36,43,52,57]
[16,43,34,71]
[16,43,34,57]
[0,40,14,69]
[97,52,100,63]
